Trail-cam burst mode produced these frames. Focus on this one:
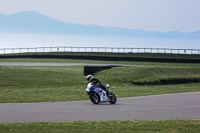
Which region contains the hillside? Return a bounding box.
[0,11,200,39]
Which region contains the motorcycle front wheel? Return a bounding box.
[89,92,100,104]
[109,92,117,104]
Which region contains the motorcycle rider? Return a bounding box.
[86,74,110,97]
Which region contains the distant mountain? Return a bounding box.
[0,11,200,39]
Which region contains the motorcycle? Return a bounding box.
[86,83,117,104]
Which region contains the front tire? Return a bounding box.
[89,92,100,104]
[109,92,117,104]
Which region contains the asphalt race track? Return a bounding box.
[0,62,145,66]
[1,92,200,123]
[0,62,113,66]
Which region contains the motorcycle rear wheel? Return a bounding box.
[89,92,100,104]
[109,92,117,104]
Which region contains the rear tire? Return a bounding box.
[109,92,117,104]
[89,92,100,104]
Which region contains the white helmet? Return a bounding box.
[86,75,93,82]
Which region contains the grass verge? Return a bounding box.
[1,120,200,133]
[2,52,200,59]
[0,65,200,103]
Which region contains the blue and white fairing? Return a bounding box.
[86,83,110,102]
[86,83,100,94]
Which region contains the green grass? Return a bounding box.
[96,67,200,83]
[1,120,200,132]
[0,64,200,103]
[0,66,86,103]
[0,53,200,103]
[2,52,200,59]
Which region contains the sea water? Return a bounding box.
[0,33,199,49]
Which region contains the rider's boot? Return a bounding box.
[106,90,111,98]
[101,85,111,98]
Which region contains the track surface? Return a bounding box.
[1,92,200,123]
[0,62,145,66]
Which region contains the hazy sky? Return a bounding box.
[0,0,200,32]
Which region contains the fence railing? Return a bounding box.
[0,46,200,55]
